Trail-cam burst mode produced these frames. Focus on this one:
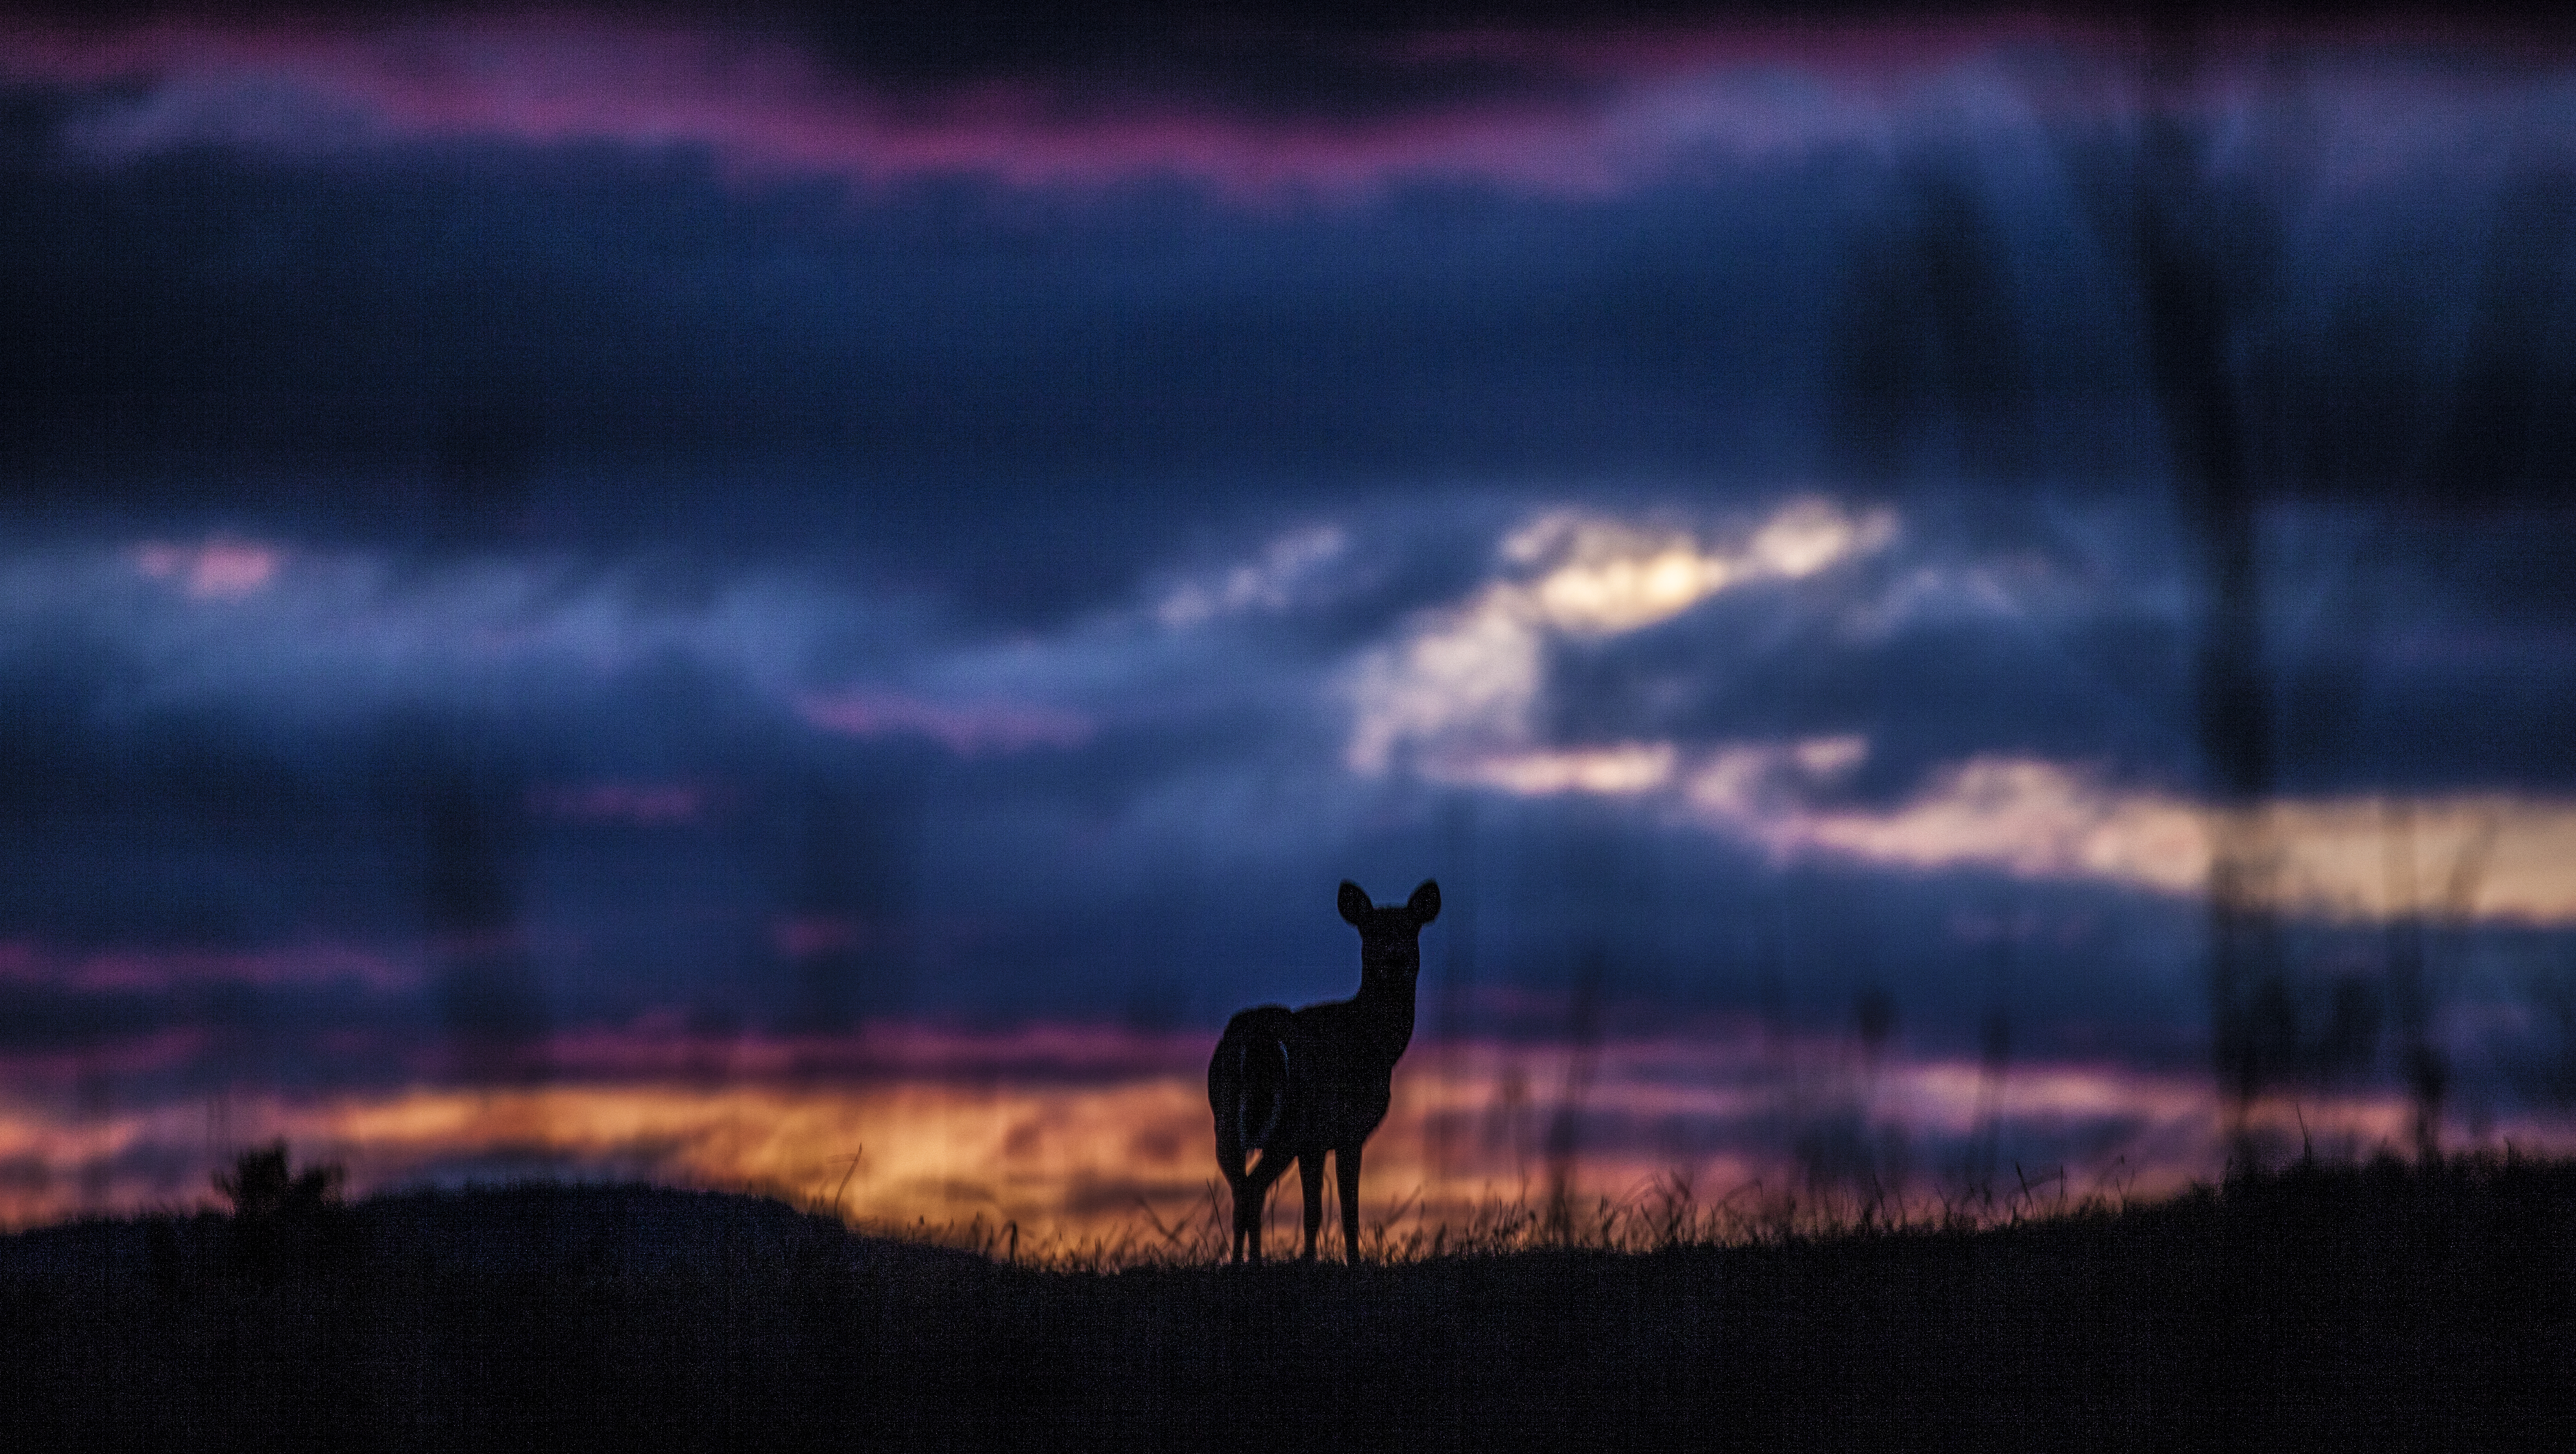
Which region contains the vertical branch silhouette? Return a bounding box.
[2382,800,2438,1161]
[1542,948,1606,1245]
[2119,16,2297,1164]
[1430,798,1479,1187]
[1968,1005,2012,1202]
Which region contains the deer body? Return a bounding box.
[1210,879,1438,1263]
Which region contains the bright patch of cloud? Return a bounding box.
[1676,745,2576,926]
[1346,499,1892,774]
[133,537,280,598]
[1689,749,2210,893]
[1792,735,1870,777]
[1504,502,1889,634]
[1440,742,1678,796]
[2251,796,2576,928]
[1345,597,1547,775]
[1154,525,1347,629]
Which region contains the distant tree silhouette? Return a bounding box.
[216,1141,346,1283]
[217,1141,342,1220]
[1209,880,1438,1263]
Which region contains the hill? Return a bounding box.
[4,1159,2571,1450]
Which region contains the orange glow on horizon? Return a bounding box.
[6,1026,2569,1255]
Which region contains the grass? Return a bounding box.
[4,1151,2572,1450]
[851,1148,2121,1271]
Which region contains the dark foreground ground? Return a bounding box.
[4,1157,2572,1451]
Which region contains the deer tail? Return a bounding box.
[1213,1032,1286,1170]
[1233,1035,1289,1161]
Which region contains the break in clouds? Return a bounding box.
[5,490,2572,1045]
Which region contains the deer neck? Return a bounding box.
[1349,970,1417,1062]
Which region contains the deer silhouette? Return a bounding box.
[1210,878,1438,1263]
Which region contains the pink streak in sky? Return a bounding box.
[132,537,281,599]
[527,780,728,827]
[9,13,2545,197]
[0,939,424,995]
[798,688,1092,755]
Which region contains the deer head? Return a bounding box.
[1338,879,1440,994]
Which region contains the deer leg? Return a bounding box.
[1216,1115,1249,1265]
[1228,1165,1255,1265]
[1243,1166,1270,1265]
[1298,1151,1325,1261]
[1237,1149,1292,1266]
[1336,1143,1368,1262]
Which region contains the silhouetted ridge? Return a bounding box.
[3,1159,2570,1450]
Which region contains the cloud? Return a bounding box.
[1664,743,2576,927]
[1686,747,2209,894]
[1,543,918,734]
[1385,715,2576,928]
[1344,499,1894,774]
[1326,494,2576,929]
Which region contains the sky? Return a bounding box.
[2,2,2574,1243]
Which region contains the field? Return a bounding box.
[4,1155,2571,1451]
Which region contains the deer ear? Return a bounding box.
[1338,881,1371,924]
[1408,880,1441,925]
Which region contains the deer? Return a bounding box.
[1209,878,1438,1264]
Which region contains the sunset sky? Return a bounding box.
[2,2,2573,1243]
